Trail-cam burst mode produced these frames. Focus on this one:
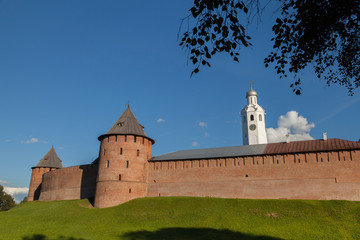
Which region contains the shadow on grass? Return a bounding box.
[120,228,285,240]
[22,234,86,240]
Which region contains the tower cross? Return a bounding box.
[249,80,254,89]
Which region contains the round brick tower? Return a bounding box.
[28,146,63,201]
[94,106,154,208]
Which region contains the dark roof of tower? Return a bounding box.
[33,146,63,169]
[150,138,360,161]
[98,107,154,143]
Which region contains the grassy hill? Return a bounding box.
[0,197,359,240]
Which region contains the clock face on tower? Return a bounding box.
[249,124,257,131]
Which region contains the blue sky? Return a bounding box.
[0,0,359,201]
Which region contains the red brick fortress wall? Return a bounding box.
[38,164,98,201]
[28,167,54,201]
[94,135,152,208]
[147,150,360,201]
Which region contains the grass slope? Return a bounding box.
[0,197,359,240]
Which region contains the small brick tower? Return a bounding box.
[28,146,63,201]
[94,106,154,208]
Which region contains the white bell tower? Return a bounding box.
[241,83,268,145]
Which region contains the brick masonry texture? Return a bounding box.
[28,135,360,207]
[27,107,360,207]
[147,150,360,201]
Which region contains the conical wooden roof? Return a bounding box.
[33,146,63,169]
[98,107,154,143]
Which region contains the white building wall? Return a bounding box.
[241,88,268,145]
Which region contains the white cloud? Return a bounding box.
[156,118,165,123]
[58,146,64,150]
[25,137,39,144]
[4,139,11,142]
[198,122,207,127]
[192,141,199,147]
[3,186,28,196]
[266,111,315,143]
[0,180,10,185]
[3,186,29,203]
[204,132,209,137]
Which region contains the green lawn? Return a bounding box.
[0,197,359,240]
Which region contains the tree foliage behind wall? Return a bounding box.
[179,0,360,95]
[0,185,16,211]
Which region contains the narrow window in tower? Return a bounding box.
[142,138,145,144]
[115,135,117,142]
[119,174,121,181]
[129,188,131,193]
[259,114,262,121]
[137,149,140,156]
[250,115,254,121]
[126,161,129,168]
[134,136,136,142]
[124,135,127,142]
[120,148,123,155]
[104,149,106,156]
[107,160,109,168]
[321,157,323,162]
[298,159,300,163]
